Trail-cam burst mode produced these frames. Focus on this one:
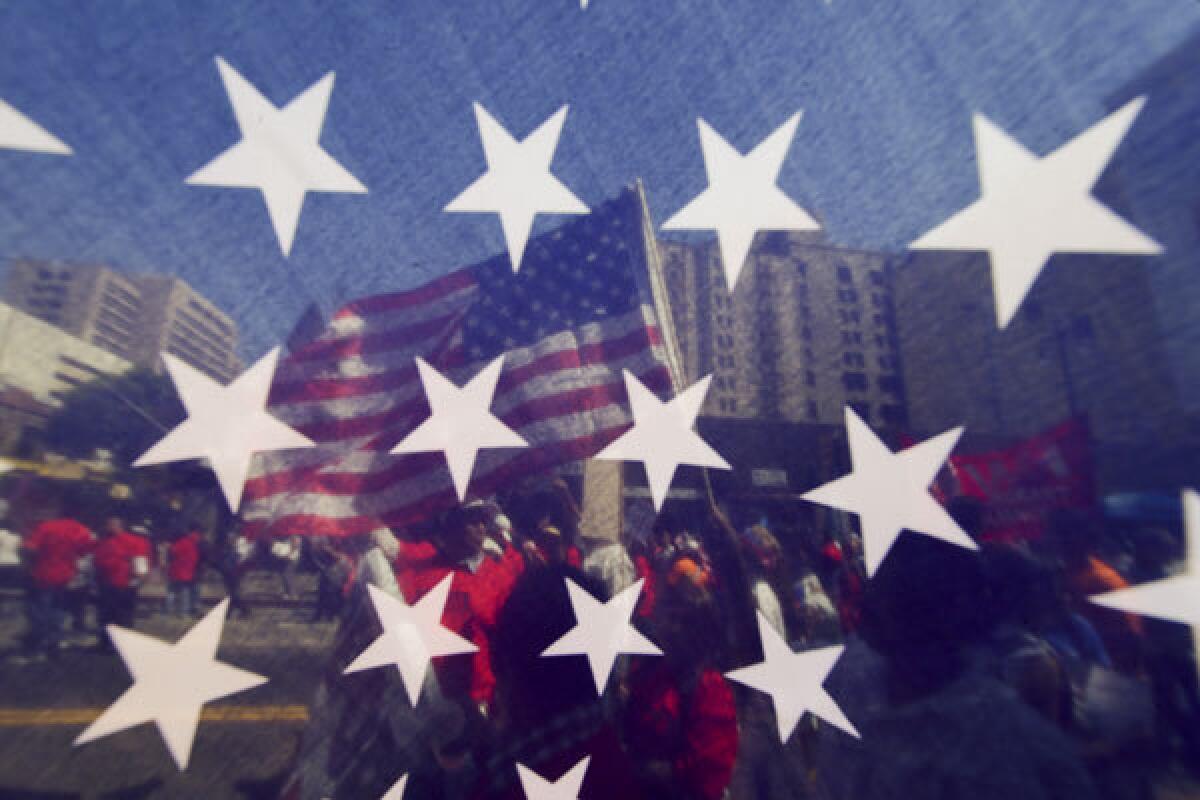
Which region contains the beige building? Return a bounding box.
[0,302,133,454]
[3,260,240,381]
[658,232,908,428]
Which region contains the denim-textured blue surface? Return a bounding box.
[0,1,1196,375]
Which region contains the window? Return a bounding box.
[842,371,869,391]
[718,355,735,368]
[843,352,865,368]
[872,293,883,307]
[762,231,791,256]
[878,355,894,370]
[807,400,819,420]
[717,334,733,348]
[837,289,859,303]
[879,375,903,394]
[805,370,816,387]
[719,398,737,413]
[795,260,808,277]
[873,313,885,327]
[849,401,870,421]
[869,270,884,286]
[875,334,887,347]
[802,326,812,340]
[837,265,853,283]
[841,331,863,345]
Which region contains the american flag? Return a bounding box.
[241,186,675,536]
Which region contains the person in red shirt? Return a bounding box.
[21,512,95,658]
[166,527,203,617]
[394,502,524,714]
[93,516,150,651]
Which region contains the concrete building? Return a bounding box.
[3,260,240,381]
[892,248,1193,491]
[0,302,132,454]
[658,232,908,429]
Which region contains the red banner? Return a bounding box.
[946,417,1095,542]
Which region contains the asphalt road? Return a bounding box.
[0,591,336,800]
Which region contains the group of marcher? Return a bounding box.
[1,498,204,660]
[273,482,1199,800]
[3,482,1196,799]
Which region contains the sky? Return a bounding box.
[1,0,1197,357]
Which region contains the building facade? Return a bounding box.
[892,248,1193,490]
[658,232,908,429]
[3,260,240,381]
[0,302,133,454]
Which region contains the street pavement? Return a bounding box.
[0,573,336,799]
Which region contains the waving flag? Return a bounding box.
[241,186,675,536]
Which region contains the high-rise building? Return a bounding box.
[892,248,1192,490]
[658,232,908,428]
[3,260,241,381]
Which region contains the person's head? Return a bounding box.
[860,533,989,701]
[656,557,721,669]
[533,523,568,563]
[491,565,607,730]
[740,524,782,574]
[104,516,124,537]
[440,501,491,562]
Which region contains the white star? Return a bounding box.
[725,611,857,742]
[0,98,71,154]
[392,356,527,501]
[541,578,661,695]
[344,577,478,706]
[662,113,819,289]
[910,97,1161,328]
[445,103,588,272]
[802,407,976,577]
[134,348,315,513]
[74,600,266,770]
[187,57,367,256]
[1092,489,1200,628]
[516,757,590,800]
[594,371,729,511]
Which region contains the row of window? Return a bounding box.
[35,268,74,281]
[843,371,904,394]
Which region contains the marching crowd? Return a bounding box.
[2,481,1198,799]
[277,481,1200,800]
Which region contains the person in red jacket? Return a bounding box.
[394,501,524,715]
[21,512,95,658]
[166,527,203,617]
[92,516,150,651]
[624,556,738,800]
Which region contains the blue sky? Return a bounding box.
[1,0,1197,356]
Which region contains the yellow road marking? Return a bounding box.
[0,705,309,726]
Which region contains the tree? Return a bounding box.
[43,367,184,466]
